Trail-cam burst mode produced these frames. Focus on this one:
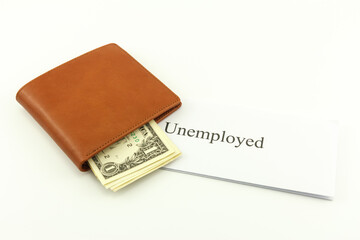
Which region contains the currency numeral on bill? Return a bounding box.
[88,120,181,192]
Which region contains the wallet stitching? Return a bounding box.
[84,98,180,158]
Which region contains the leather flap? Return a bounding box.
[16,43,181,171]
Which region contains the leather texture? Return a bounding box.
[16,43,181,171]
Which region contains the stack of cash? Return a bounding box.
[88,120,181,191]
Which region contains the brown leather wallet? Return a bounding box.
[16,43,181,171]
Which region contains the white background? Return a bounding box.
[0,0,359,239]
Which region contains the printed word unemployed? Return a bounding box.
[164,122,264,148]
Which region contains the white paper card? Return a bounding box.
[159,99,338,199]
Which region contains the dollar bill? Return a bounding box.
[88,120,181,191]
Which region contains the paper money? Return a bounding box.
[88,120,181,191]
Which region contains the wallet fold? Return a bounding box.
[16,43,181,171]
